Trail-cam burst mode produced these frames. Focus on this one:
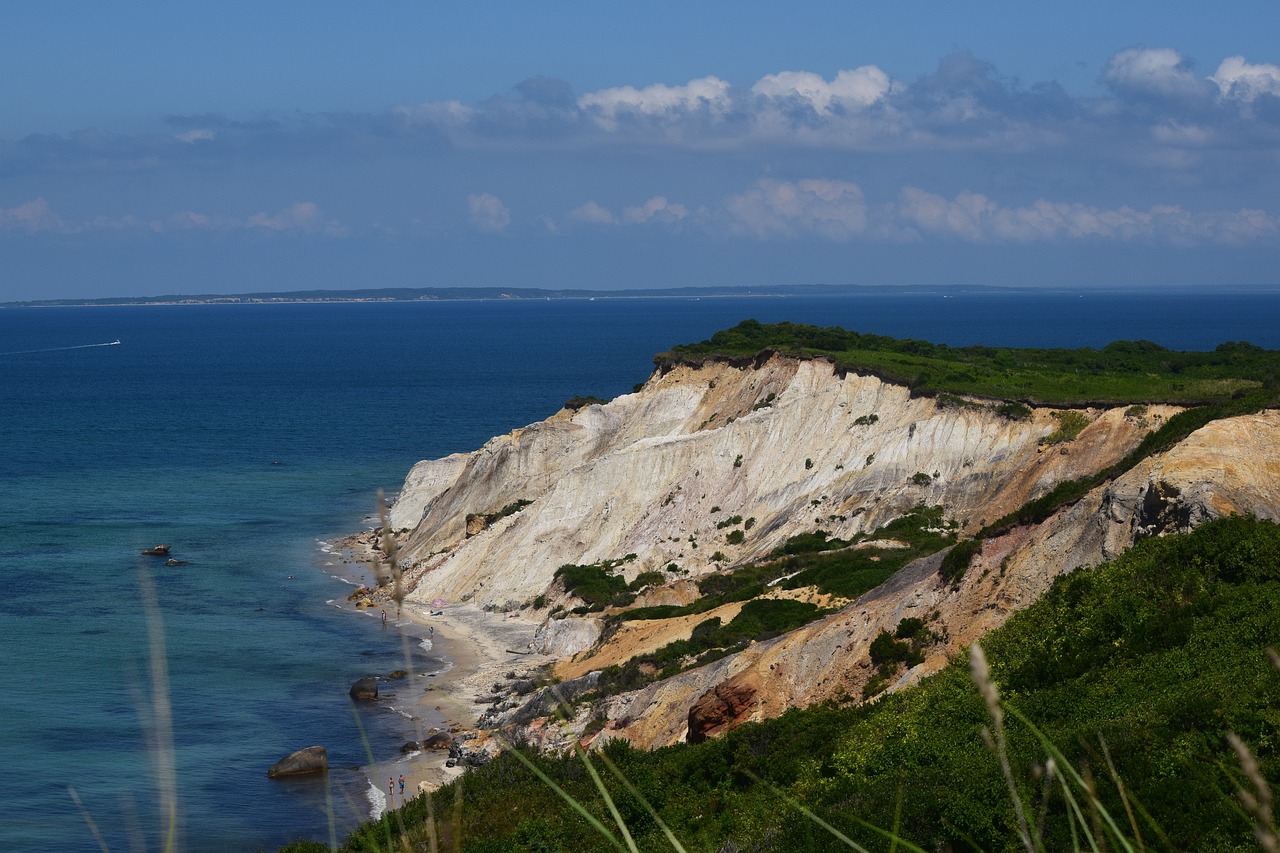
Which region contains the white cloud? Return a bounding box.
[889,187,1279,246]
[568,201,616,225]
[1102,47,1209,100]
[394,99,476,128]
[578,76,732,130]
[725,179,868,241]
[0,197,347,237]
[467,193,510,232]
[1211,56,1280,102]
[750,67,891,115]
[706,179,1280,247]
[0,197,64,233]
[175,129,215,143]
[621,196,688,225]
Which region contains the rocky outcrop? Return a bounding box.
[267,746,328,778]
[687,670,762,744]
[532,617,602,657]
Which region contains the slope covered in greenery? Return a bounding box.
[287,515,1280,852]
[656,319,1280,405]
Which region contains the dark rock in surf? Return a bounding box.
[349,677,379,700]
[267,746,328,778]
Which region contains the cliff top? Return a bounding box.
[656,319,1280,405]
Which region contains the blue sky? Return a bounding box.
[4,1,1280,300]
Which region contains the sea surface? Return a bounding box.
[2,290,1278,852]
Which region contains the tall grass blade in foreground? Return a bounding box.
[596,750,689,853]
[493,735,631,852]
[969,643,1036,852]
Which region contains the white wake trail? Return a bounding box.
[0,340,121,356]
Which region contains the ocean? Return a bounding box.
[2,290,1278,852]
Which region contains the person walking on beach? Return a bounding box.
[399,775,405,797]
[388,777,394,802]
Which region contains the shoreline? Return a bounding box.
[327,532,555,815]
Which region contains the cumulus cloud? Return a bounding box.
[751,67,892,115]
[244,201,347,235]
[668,178,1280,247]
[0,197,64,233]
[621,196,689,225]
[0,197,347,237]
[1211,56,1280,102]
[1102,47,1211,101]
[12,48,1280,183]
[568,201,617,225]
[467,193,510,232]
[578,77,732,130]
[725,179,868,241]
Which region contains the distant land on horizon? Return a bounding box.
[6,281,1279,308]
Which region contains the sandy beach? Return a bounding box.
[331,532,555,813]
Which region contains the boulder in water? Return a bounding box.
[349,677,378,700]
[267,746,328,778]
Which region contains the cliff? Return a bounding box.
[382,354,1280,749]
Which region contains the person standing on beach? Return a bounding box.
[381,609,387,626]
[399,775,405,797]
[388,776,394,803]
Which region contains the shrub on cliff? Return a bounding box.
[554,562,633,609]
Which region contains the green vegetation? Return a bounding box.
[563,395,609,411]
[306,516,1280,852]
[554,555,640,611]
[657,319,1280,405]
[939,538,981,586]
[618,507,953,632]
[863,616,938,699]
[464,498,533,528]
[1041,409,1090,444]
[775,505,957,599]
[725,529,745,545]
[594,597,831,697]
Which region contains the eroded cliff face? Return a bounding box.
[390,356,1167,608]
[384,355,1280,751]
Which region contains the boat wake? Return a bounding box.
[0,340,121,356]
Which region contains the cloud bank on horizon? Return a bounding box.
[4,44,1280,299]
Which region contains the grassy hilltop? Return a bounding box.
[283,323,1280,852]
[657,319,1280,405]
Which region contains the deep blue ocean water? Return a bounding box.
[2,290,1278,852]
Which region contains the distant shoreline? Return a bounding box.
[9,281,1276,309]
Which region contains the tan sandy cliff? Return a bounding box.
[376,355,1280,752]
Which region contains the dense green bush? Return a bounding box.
[554,562,633,609]
[939,539,980,585]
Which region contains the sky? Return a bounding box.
[3,1,1280,300]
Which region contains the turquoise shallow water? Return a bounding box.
[1,292,1278,852]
